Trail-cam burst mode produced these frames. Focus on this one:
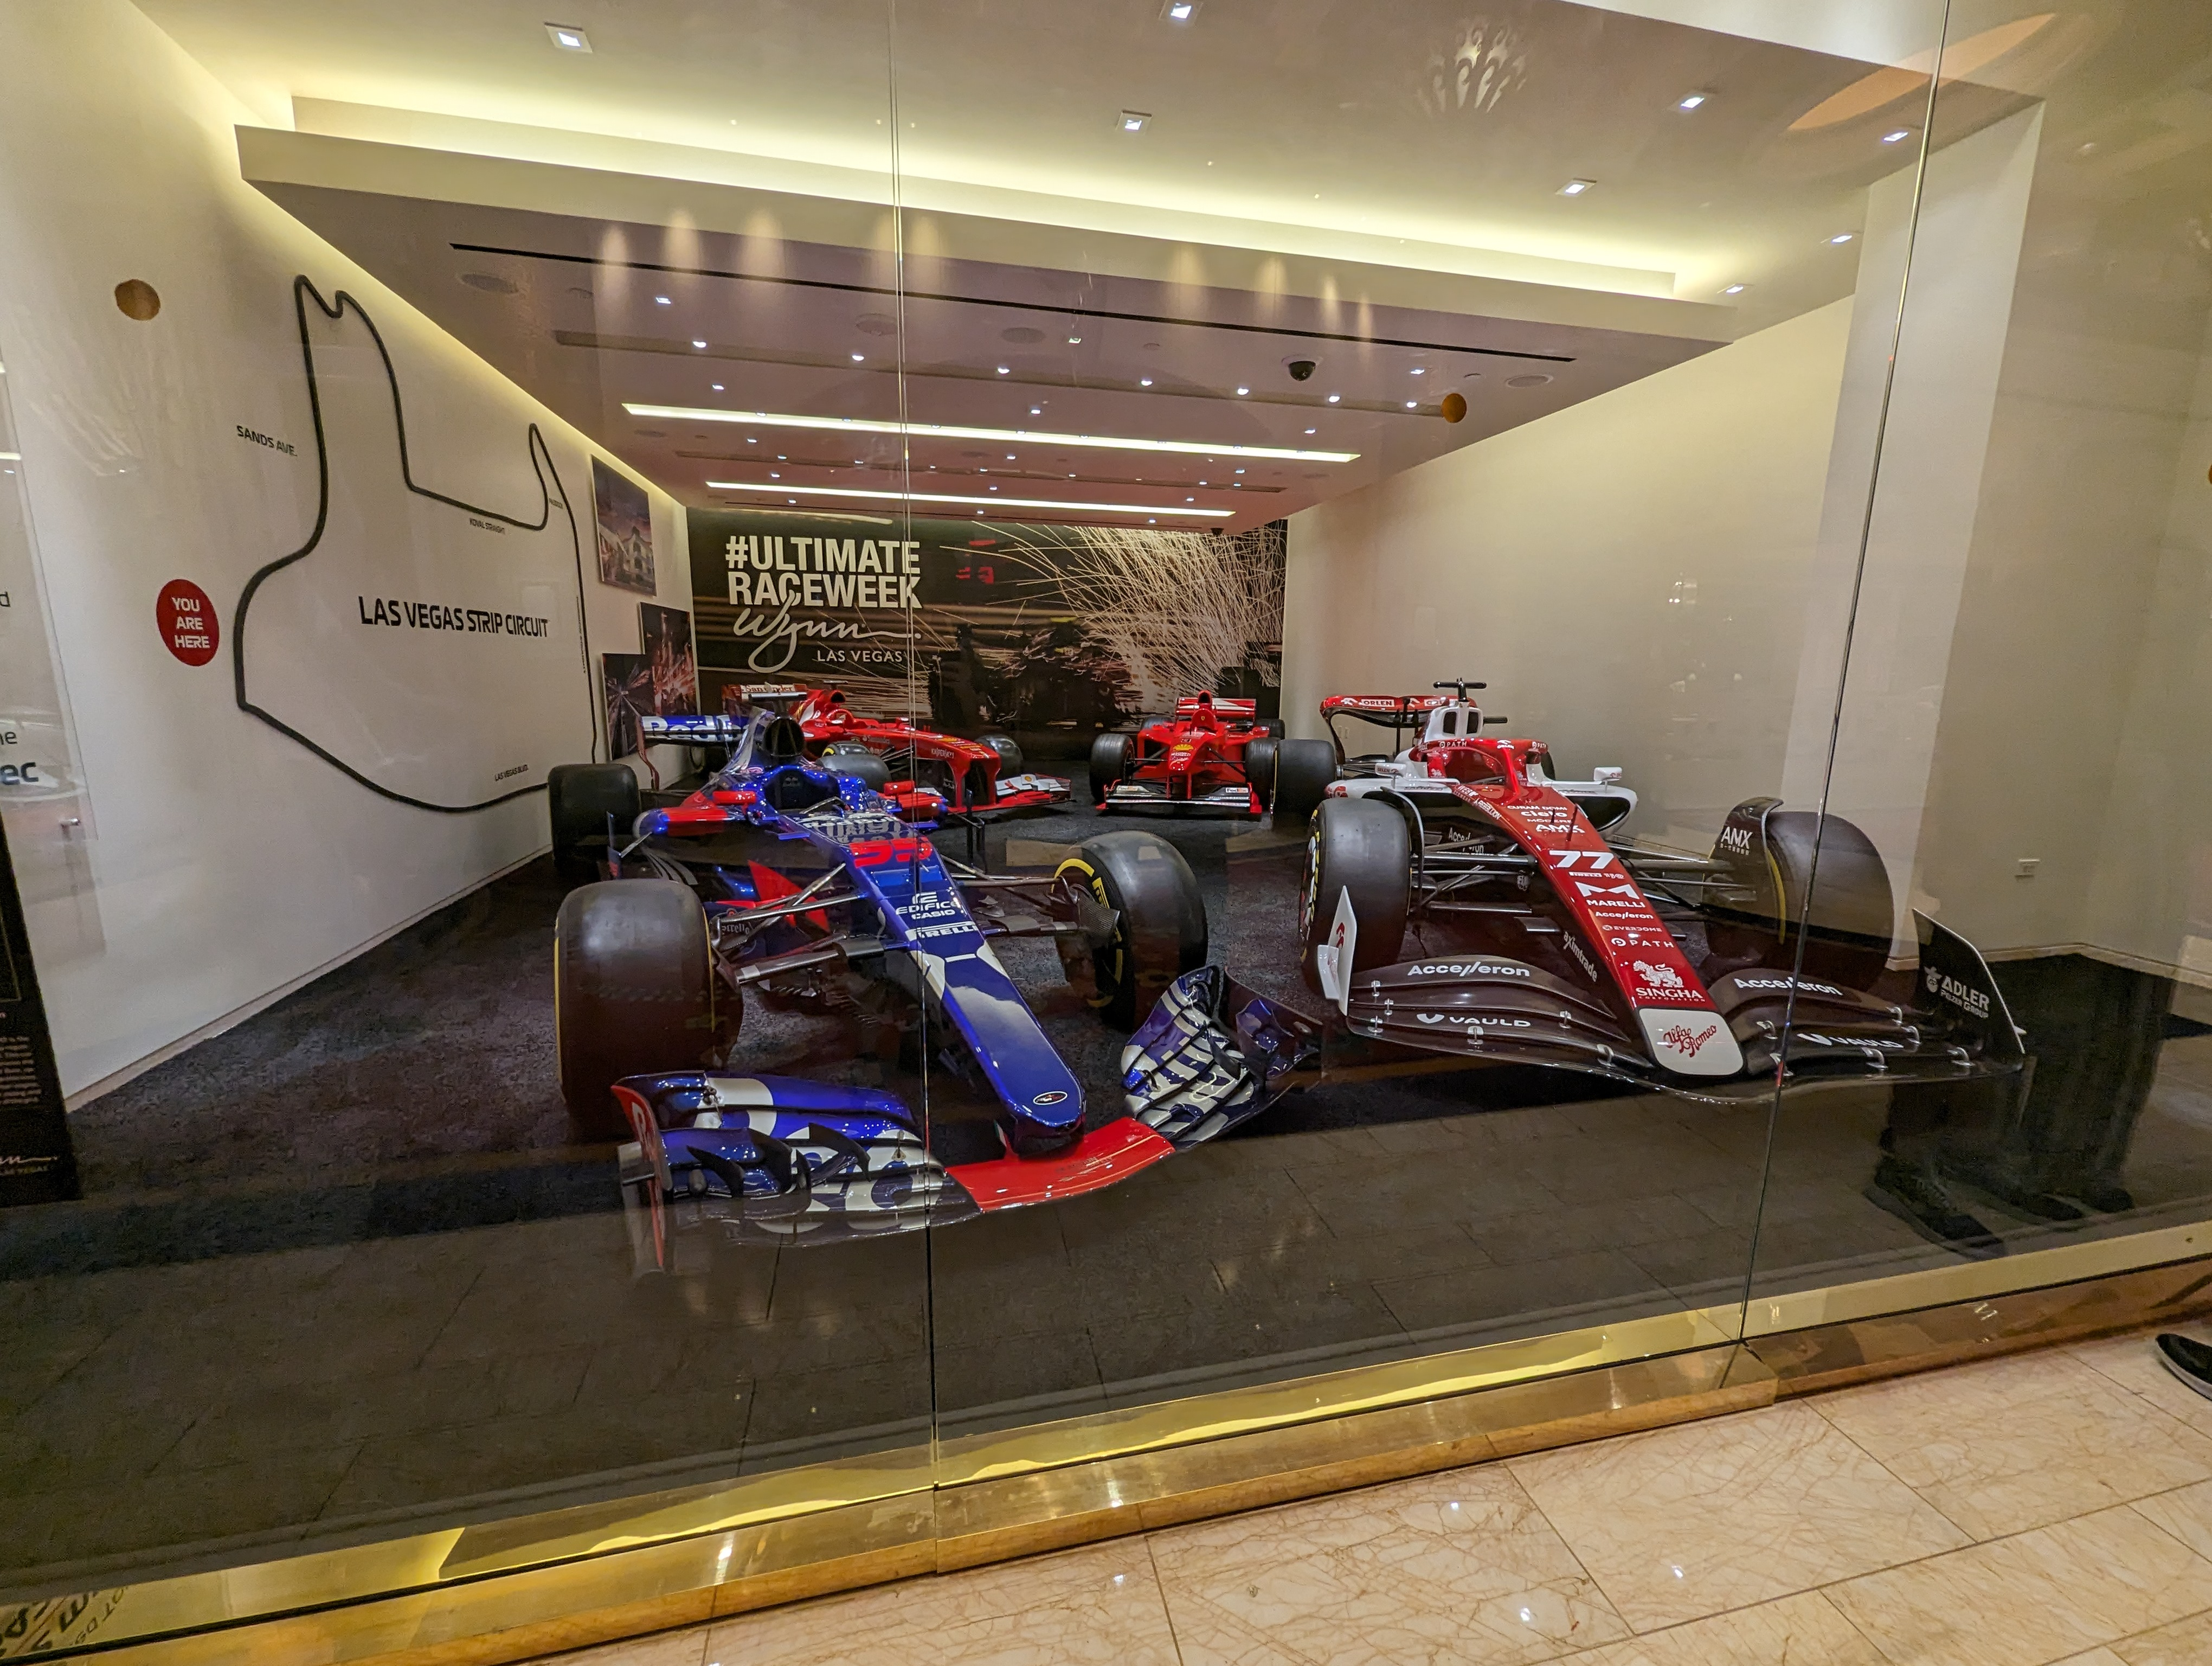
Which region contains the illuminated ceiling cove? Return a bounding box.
[127,0,2120,524]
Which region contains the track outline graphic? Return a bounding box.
[232,274,601,812]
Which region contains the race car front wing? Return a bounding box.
[614,967,1319,1269]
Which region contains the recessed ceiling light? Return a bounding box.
[1234,467,1245,474]
[624,403,1358,461]
[996,366,1011,375]
[1162,0,1197,20]
[1304,427,1316,434]
[1236,386,1250,396]
[1558,179,1595,196]
[850,353,865,362]
[769,472,780,479]
[1066,335,1083,345]
[1030,407,1043,415]
[1327,393,1341,403]
[1120,110,1152,133]
[703,481,1221,517]
[711,383,724,391]
[745,437,755,443]
[692,339,706,349]
[1721,284,1747,296]
[1677,92,1708,110]
[1882,129,1912,143]
[1140,377,1154,387]
[1405,400,1418,409]
[1409,367,1425,376]
[545,23,591,52]
[1829,233,1855,244]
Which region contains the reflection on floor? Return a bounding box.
[5,784,2212,1592]
[533,1326,2212,1666]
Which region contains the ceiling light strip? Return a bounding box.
[704,482,1223,517]
[452,243,1578,363]
[634,404,1356,462]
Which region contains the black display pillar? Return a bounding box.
[0,816,78,1204]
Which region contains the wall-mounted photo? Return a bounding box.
[592,458,657,597]
[638,603,697,717]
[600,651,652,759]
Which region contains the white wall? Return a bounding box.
[0,0,689,1098]
[1282,297,1853,855]
[1778,107,2043,927]
[1913,151,2212,963]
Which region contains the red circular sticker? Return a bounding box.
[157,579,218,666]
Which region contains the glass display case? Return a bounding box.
[2,0,2209,1654]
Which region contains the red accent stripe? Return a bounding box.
[948,1118,1176,1209]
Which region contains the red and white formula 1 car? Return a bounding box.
[1090,693,1336,818]
[1300,682,2028,1101]
[744,685,1070,815]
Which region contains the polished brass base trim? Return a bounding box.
[25,1238,2212,1665]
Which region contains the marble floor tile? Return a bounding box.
[2111,1607,2212,1664]
[1555,1591,1881,1666]
[1150,1463,1631,1665]
[2127,1477,2212,1560]
[2068,1332,2212,1440]
[1508,1401,1967,1630]
[1812,1349,2212,1540]
[698,1539,1177,1666]
[1828,1503,2212,1666]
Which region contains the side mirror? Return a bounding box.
[1594,766,1624,786]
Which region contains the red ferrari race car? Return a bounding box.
[1299,681,2028,1105]
[1090,693,1336,818]
[745,685,1070,814]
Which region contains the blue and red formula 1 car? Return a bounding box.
[546,709,1317,1265]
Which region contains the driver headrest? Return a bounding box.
[758,715,807,764]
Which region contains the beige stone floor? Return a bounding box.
[528,1326,2212,1666]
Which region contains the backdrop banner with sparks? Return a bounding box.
[686,510,1285,755]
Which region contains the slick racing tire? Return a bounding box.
[1270,738,1340,824]
[1057,830,1208,1028]
[1257,717,1287,739]
[549,762,641,885]
[1088,731,1134,804]
[1244,738,1279,800]
[1301,796,1410,975]
[820,741,891,792]
[556,880,729,1139]
[976,732,1024,774]
[1765,809,1895,986]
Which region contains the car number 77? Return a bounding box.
[1546,850,1616,871]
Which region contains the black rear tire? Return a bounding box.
[1257,717,1286,739]
[1088,732,1133,804]
[555,880,728,1139]
[1056,830,1208,1027]
[1270,738,1339,824]
[1301,796,1410,974]
[549,763,641,885]
[1245,738,1279,799]
[821,742,890,792]
[977,733,1024,774]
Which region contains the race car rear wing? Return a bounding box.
[1173,695,1259,720]
[1321,692,1499,757]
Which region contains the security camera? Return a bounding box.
[1285,358,1318,381]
